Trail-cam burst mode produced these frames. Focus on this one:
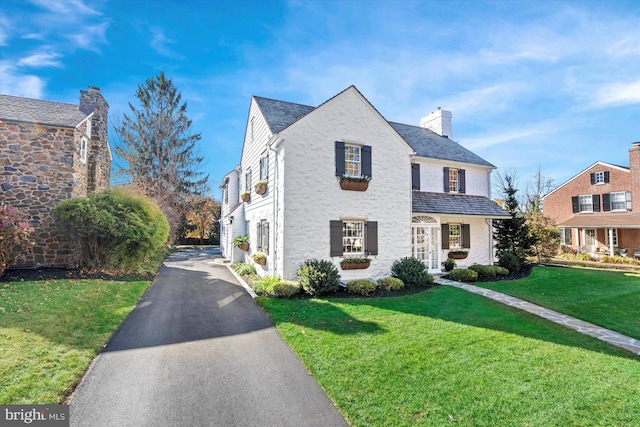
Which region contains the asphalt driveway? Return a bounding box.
[70,248,347,427]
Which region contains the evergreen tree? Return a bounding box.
[113,72,209,237]
[493,172,537,270]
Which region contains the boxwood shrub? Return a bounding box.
[346,279,377,296]
[297,259,340,296]
[449,268,478,282]
[469,264,510,279]
[272,280,302,298]
[377,277,404,291]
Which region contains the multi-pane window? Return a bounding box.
[260,154,269,181]
[257,219,269,254]
[80,138,87,163]
[449,169,459,192]
[594,171,605,184]
[245,169,252,192]
[579,195,593,212]
[605,228,618,247]
[585,229,597,248]
[561,228,572,245]
[610,192,626,211]
[344,145,361,177]
[343,221,364,254]
[449,224,462,248]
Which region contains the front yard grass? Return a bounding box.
[476,265,640,340]
[0,278,151,404]
[258,286,640,426]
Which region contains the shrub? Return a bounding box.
[272,280,302,298]
[232,262,256,276]
[498,252,522,273]
[252,275,281,294]
[560,245,576,254]
[494,266,510,276]
[469,264,510,279]
[346,279,377,296]
[449,268,478,282]
[391,257,434,287]
[53,188,169,271]
[377,277,404,291]
[0,204,34,275]
[297,259,340,296]
[601,255,640,266]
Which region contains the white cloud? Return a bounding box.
[29,0,100,16]
[67,22,109,53]
[462,120,559,151]
[592,80,640,107]
[0,61,45,98]
[149,27,184,59]
[17,51,63,68]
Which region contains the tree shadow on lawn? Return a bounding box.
[286,286,638,360]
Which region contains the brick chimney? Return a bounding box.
[630,142,640,212]
[420,107,453,139]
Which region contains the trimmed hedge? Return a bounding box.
[469,264,510,279]
[377,277,404,291]
[272,280,302,298]
[346,279,377,296]
[449,268,478,282]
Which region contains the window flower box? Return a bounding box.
[340,257,371,270]
[448,250,468,260]
[339,176,370,192]
[241,191,251,202]
[252,252,267,265]
[233,235,250,251]
[254,180,267,195]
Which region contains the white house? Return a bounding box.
[220,86,508,279]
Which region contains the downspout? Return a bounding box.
[267,135,283,275]
[486,218,494,263]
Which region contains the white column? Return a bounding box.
[581,228,586,253]
[608,228,614,256]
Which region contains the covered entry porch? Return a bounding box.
[559,214,640,259]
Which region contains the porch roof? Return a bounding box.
[412,191,510,218]
[559,213,640,229]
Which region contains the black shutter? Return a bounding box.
[362,145,372,178]
[604,171,610,183]
[263,222,269,255]
[443,167,450,193]
[592,194,601,212]
[602,193,611,212]
[441,224,450,249]
[626,192,632,210]
[590,173,596,185]
[458,169,466,194]
[365,221,378,255]
[412,163,420,190]
[572,196,579,213]
[335,141,345,177]
[256,222,263,251]
[330,220,343,256]
[462,224,471,248]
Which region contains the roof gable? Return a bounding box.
[253,96,315,134]
[0,94,88,128]
[543,161,630,199]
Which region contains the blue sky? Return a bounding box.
[1,0,639,198]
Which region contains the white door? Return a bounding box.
[412,216,440,273]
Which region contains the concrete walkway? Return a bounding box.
[434,277,640,356]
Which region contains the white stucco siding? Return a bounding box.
[417,158,492,197]
[438,214,494,267]
[279,88,414,280]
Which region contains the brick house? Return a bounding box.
[542,142,640,259]
[0,86,111,268]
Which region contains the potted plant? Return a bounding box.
[448,249,468,260]
[241,191,251,202]
[339,175,371,192]
[233,235,250,251]
[252,252,267,266]
[442,258,456,272]
[254,180,267,195]
[340,256,371,270]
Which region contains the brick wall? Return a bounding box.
[630,142,640,213]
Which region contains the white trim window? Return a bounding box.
[594,171,605,184]
[344,145,361,177]
[80,137,87,163]
[605,228,618,247]
[560,228,572,245]
[245,169,252,192]
[449,223,462,248]
[343,221,364,254]
[610,192,626,211]
[449,168,459,192]
[259,153,269,182]
[579,195,593,212]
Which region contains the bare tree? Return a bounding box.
[524,166,555,213]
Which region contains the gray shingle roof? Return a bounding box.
[0,94,88,128]
[253,96,315,133]
[412,191,510,217]
[390,122,494,167]
[252,93,495,167]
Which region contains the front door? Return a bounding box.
[412,216,440,273]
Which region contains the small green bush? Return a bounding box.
[391,257,434,287]
[252,275,281,294]
[232,262,256,276]
[377,277,404,291]
[601,255,640,265]
[449,268,478,282]
[346,279,377,296]
[297,259,340,296]
[469,264,510,279]
[498,252,522,273]
[272,280,302,298]
[494,266,510,276]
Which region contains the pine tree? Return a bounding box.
[493,172,537,270]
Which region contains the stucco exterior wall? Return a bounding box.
[416,158,491,196]
[279,88,414,280]
[436,214,494,267]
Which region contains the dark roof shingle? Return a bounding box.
[0,94,88,128]
[412,191,509,217]
[253,96,315,134]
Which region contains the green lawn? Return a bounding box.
[0,278,151,404]
[258,287,640,427]
[476,266,640,340]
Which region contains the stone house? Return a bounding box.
[0,86,111,267]
[542,142,640,259]
[219,86,508,280]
